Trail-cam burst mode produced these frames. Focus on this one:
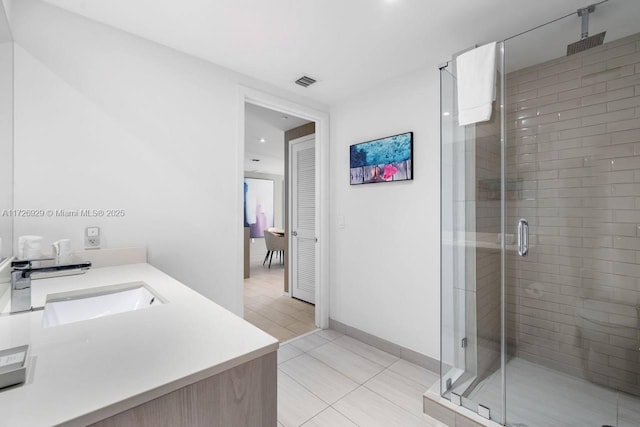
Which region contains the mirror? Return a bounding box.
[0,2,12,263]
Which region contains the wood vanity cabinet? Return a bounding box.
[89,351,276,427]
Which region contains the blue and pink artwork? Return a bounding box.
[244,178,274,238]
[350,132,413,185]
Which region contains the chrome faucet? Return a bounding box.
[11,258,92,313]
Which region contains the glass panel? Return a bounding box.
[503,1,640,426]
[440,43,505,423]
[440,65,470,398]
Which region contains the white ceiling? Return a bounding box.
[32,0,640,104]
[244,103,310,175]
[36,0,639,105]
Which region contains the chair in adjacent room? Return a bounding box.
[263,230,285,268]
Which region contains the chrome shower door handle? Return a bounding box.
[517,218,529,257]
[522,219,529,256]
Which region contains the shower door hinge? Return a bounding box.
[451,392,462,406]
[478,404,491,420]
[461,337,467,348]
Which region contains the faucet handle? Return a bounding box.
[11,257,55,269]
[15,257,55,262]
[11,259,32,269]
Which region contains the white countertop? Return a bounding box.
[0,263,278,427]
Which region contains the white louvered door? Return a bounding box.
[290,135,316,304]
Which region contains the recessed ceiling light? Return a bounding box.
[259,138,266,143]
[443,112,450,116]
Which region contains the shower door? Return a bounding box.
[442,3,640,425]
[501,3,640,425]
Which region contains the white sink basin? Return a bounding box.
[42,282,164,328]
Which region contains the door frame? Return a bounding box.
[287,133,317,303]
[237,86,330,329]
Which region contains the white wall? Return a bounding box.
[9,0,326,315]
[329,67,441,359]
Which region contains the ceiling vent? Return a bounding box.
[295,75,317,88]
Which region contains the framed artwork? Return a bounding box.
[244,178,274,238]
[350,132,413,185]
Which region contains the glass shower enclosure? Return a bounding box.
[441,2,640,426]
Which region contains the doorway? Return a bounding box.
[241,99,320,342]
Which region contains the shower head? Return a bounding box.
[567,31,606,55]
[567,4,606,56]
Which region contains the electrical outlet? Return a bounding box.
[85,227,101,249]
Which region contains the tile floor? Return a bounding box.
[244,263,316,342]
[277,329,445,427]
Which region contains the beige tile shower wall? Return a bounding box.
[506,32,640,396]
[474,98,502,382]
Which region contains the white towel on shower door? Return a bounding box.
[456,41,497,126]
